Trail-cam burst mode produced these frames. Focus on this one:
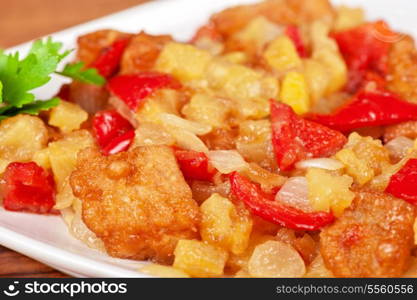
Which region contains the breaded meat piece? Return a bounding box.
[320,191,416,277]
[77,29,132,66]
[120,32,172,74]
[383,121,417,143]
[70,146,200,264]
[211,0,334,38]
[387,35,417,103]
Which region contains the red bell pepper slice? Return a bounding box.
[2,162,56,214]
[332,21,393,92]
[285,25,307,58]
[230,172,335,231]
[270,101,347,171]
[107,72,182,111]
[91,38,130,78]
[385,159,417,205]
[93,109,135,155]
[173,148,217,181]
[307,90,417,132]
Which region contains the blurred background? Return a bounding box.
[0,0,150,48]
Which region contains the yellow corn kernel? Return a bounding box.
[155,42,212,81]
[306,168,354,217]
[139,264,190,278]
[280,71,310,114]
[201,194,252,255]
[333,6,365,32]
[49,101,88,133]
[48,130,94,191]
[335,148,373,186]
[173,240,228,277]
[182,93,231,128]
[264,36,302,73]
[303,59,330,104]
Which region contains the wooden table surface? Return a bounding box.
[0,0,149,278]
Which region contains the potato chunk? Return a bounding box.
[173,240,228,277]
[70,146,200,263]
[200,194,252,255]
[0,115,48,173]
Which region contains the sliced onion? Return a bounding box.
[385,136,414,161]
[208,150,248,174]
[133,123,175,147]
[160,113,212,135]
[109,96,139,128]
[295,158,344,171]
[168,128,209,153]
[275,177,314,213]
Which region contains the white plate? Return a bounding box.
[1,0,415,278]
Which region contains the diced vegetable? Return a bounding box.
[285,25,307,58]
[173,148,216,181]
[107,72,181,111]
[173,240,228,277]
[92,110,135,155]
[270,101,347,171]
[386,159,417,205]
[48,101,88,133]
[230,172,335,231]
[306,168,354,217]
[2,162,55,214]
[280,71,310,115]
[200,193,252,254]
[91,38,130,78]
[263,36,302,72]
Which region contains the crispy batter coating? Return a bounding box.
[387,35,417,103]
[383,121,417,143]
[70,146,200,264]
[211,0,334,38]
[120,32,172,74]
[320,191,416,277]
[77,29,132,66]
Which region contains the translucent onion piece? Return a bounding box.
[242,163,286,192]
[208,150,248,174]
[248,241,306,278]
[133,123,175,147]
[385,136,414,161]
[296,158,344,171]
[275,177,314,213]
[160,113,212,135]
[109,96,139,128]
[169,128,209,153]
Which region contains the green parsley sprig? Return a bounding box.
[0,37,106,121]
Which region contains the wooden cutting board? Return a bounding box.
[0,0,149,278]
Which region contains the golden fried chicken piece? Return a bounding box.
[211,0,334,38]
[387,35,417,103]
[70,146,200,264]
[77,29,132,66]
[383,121,417,143]
[120,32,172,74]
[320,191,416,277]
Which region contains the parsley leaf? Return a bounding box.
[0,98,60,121]
[58,62,105,85]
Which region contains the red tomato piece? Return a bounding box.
[2,162,56,214]
[173,148,216,181]
[91,38,130,78]
[270,101,347,171]
[386,159,417,205]
[230,172,335,231]
[93,109,135,155]
[285,25,307,58]
[107,72,182,111]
